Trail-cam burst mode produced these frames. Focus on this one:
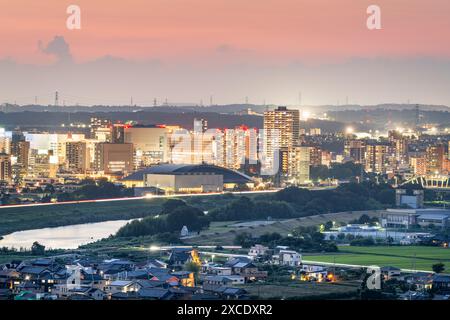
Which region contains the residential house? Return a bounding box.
[272,249,302,267]
[432,274,450,292]
[248,245,270,258]
[381,266,401,280]
[202,276,245,291]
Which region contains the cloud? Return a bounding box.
[38,36,73,63]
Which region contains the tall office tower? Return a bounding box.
[263,106,300,177]
[344,139,365,163]
[426,144,445,174]
[66,141,88,174]
[95,143,133,175]
[365,143,389,174]
[90,117,112,141]
[0,153,12,183]
[291,146,310,185]
[409,155,427,175]
[124,124,171,168]
[388,130,409,167]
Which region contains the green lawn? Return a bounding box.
[304,246,450,271]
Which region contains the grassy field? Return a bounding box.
[0,253,42,264]
[243,280,360,299]
[304,246,450,271]
[185,210,383,246]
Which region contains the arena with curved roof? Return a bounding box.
[121,164,254,192]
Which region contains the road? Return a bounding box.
[0,186,336,210]
[0,189,280,210]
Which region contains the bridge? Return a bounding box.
[401,175,450,190]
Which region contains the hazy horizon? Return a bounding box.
[1,0,450,106]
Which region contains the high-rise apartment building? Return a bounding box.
[291,146,310,184]
[309,146,322,167]
[388,130,409,167]
[409,155,427,176]
[365,143,389,174]
[0,153,12,183]
[263,106,300,176]
[344,139,365,163]
[426,144,445,174]
[215,126,258,171]
[66,141,88,174]
[10,139,30,182]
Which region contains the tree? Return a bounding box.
[324,220,334,231]
[165,206,209,232]
[432,262,445,274]
[234,232,254,248]
[184,261,201,274]
[162,199,187,214]
[31,241,46,255]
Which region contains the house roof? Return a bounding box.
[19,266,49,275]
[136,279,166,289]
[109,280,134,287]
[433,274,450,282]
[224,257,252,267]
[418,214,450,220]
[138,288,171,300]
[146,259,167,269]
[204,276,233,283]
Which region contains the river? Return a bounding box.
[0,219,134,250]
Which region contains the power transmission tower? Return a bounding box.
[54,91,59,107]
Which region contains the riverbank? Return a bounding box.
[0,198,165,236]
[0,192,271,237]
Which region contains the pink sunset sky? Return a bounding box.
[1,0,450,105]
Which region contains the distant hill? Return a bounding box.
[0,110,345,133]
[1,103,448,114]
